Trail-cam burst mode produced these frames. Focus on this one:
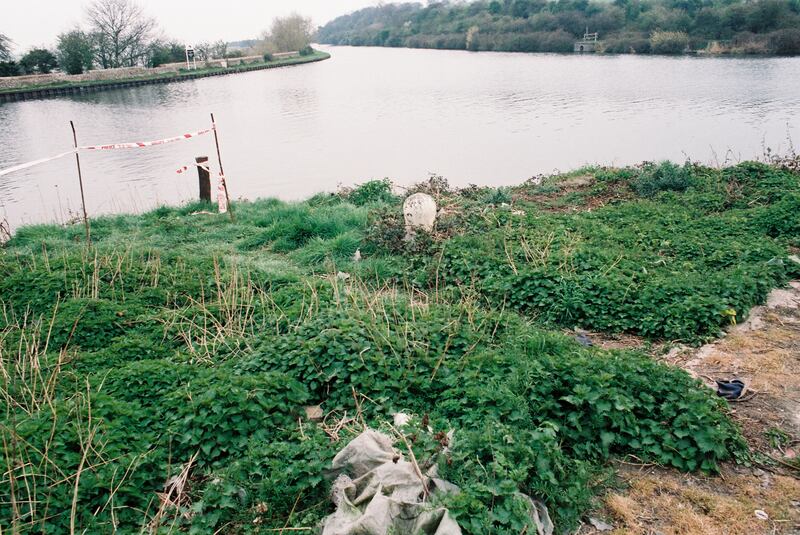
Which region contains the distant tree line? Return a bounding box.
[0,1,314,78]
[317,0,800,55]
[2,0,167,76]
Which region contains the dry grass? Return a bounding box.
[593,466,800,535]
[0,309,66,415]
[160,258,269,362]
[710,329,799,395]
[0,218,11,245]
[147,452,199,533]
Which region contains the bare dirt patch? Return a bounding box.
[513,174,634,213]
[679,281,800,451]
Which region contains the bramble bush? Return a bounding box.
[341,178,396,206]
[631,161,695,196]
[756,193,800,245]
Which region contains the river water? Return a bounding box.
[1,45,799,229]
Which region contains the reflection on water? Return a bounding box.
[0,45,798,229]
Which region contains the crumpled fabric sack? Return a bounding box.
[320,430,553,535]
[321,430,460,535]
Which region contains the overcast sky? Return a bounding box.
[3,0,381,52]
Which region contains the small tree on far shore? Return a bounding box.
[0,61,19,76]
[147,41,184,67]
[20,48,58,74]
[261,14,314,53]
[194,42,211,61]
[0,34,12,61]
[0,33,17,76]
[87,0,156,68]
[210,40,228,59]
[57,30,95,74]
[769,28,800,55]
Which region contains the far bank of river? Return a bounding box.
[0,51,330,103]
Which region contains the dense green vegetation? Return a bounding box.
[1,159,798,533]
[318,0,800,55]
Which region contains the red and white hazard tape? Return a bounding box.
[0,149,77,178]
[0,125,213,178]
[80,127,213,151]
[176,161,211,174]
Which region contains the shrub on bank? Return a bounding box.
[632,161,696,196]
[769,28,800,55]
[730,31,772,54]
[599,32,652,53]
[342,178,396,206]
[756,193,800,243]
[0,60,21,76]
[650,30,691,53]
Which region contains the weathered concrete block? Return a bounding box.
[403,193,437,240]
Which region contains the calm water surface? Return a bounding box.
[1,45,799,229]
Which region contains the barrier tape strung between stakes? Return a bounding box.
[79,127,213,151]
[0,149,77,178]
[0,126,213,178]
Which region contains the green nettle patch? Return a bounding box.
[1,160,796,533]
[400,162,799,342]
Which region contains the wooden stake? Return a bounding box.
[210,113,234,221]
[196,156,211,202]
[70,121,91,244]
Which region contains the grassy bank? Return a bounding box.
[0,51,330,96]
[1,159,798,533]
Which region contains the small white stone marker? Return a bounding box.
[403,193,437,240]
